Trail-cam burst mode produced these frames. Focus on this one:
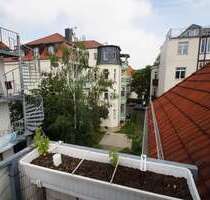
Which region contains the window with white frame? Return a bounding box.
[177,41,189,55]
[121,87,125,97]
[113,109,116,120]
[103,69,109,79]
[200,38,210,54]
[33,47,39,57]
[121,104,125,115]
[104,90,109,100]
[94,52,97,60]
[175,67,186,79]
[48,46,55,55]
[114,69,116,81]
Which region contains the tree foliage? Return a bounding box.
[35,46,112,146]
[131,65,151,105]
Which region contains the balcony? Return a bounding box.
[152,79,159,86]
[19,142,200,200]
[0,26,19,57]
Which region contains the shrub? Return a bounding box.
[34,128,49,156]
[109,150,119,167]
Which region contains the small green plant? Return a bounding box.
[109,150,119,167]
[34,128,49,156]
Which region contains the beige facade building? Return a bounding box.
[150,24,210,98]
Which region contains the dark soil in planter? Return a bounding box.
[31,153,81,173]
[75,160,114,182]
[113,166,193,200]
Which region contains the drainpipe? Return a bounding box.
[150,101,164,160]
[141,107,148,155]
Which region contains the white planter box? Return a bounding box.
[19,143,200,200]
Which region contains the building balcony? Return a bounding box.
[152,79,159,86]
[0,26,19,58]
[19,142,200,200]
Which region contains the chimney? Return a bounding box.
[65,28,73,42]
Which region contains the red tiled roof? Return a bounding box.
[26,33,70,46]
[127,65,135,76]
[147,64,210,199]
[0,42,9,49]
[81,40,102,49]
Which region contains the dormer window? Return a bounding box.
[48,46,55,55]
[33,47,39,57]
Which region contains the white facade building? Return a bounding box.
[150,24,210,98]
[84,43,130,128]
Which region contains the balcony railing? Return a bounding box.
[0,26,19,57]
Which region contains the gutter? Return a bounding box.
[150,101,164,160]
[142,107,148,155]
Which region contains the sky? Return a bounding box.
[1,0,210,69]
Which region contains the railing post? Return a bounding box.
[8,160,21,200]
[17,34,27,133]
[0,27,2,43]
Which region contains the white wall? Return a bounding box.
[87,48,97,67]
[158,37,199,96]
[99,64,121,128]
[0,60,11,134]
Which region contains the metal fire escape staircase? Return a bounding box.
[2,59,44,135]
[20,60,44,135]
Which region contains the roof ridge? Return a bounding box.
[25,33,65,45]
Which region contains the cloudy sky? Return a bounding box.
[1,0,210,69]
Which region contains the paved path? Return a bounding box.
[99,132,131,150]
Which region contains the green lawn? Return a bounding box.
[120,110,145,155]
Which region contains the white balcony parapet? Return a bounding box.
[20,142,200,200]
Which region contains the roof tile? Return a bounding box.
[147,64,210,198]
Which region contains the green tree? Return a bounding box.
[131,65,151,105]
[35,45,112,146]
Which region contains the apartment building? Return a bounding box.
[4,28,130,128]
[150,24,210,98]
[86,43,131,126]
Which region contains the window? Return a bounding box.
[114,69,116,81]
[154,71,158,79]
[121,87,125,97]
[200,38,206,54]
[113,109,116,120]
[188,29,199,37]
[103,69,109,79]
[178,42,189,55]
[175,67,186,79]
[207,38,210,53]
[33,47,39,57]
[5,81,12,90]
[104,90,109,100]
[48,46,55,55]
[121,104,125,115]
[102,51,116,61]
[94,52,97,60]
[200,38,210,54]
